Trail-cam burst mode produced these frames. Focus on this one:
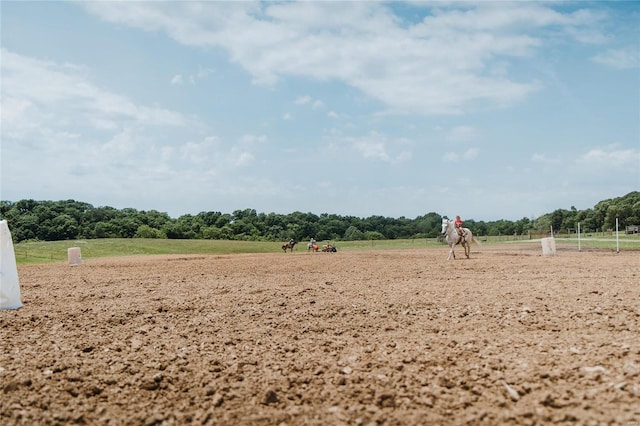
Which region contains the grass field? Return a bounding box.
[11,234,640,264]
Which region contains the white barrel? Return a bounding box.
[68,247,82,266]
[0,220,23,310]
[541,237,556,256]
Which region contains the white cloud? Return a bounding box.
[180,138,215,164]
[0,48,211,206]
[532,153,561,164]
[0,48,195,133]
[174,67,214,85]
[294,95,312,105]
[443,152,459,162]
[79,1,607,115]
[446,125,477,142]
[443,148,478,162]
[326,131,412,164]
[282,113,292,120]
[239,134,268,145]
[591,47,640,70]
[354,140,390,162]
[414,3,602,35]
[294,96,325,111]
[230,149,254,167]
[195,67,214,79]
[576,145,640,168]
[463,148,479,160]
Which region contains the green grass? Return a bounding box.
[13,238,279,264]
[13,238,442,264]
[333,238,443,250]
[552,236,640,251]
[480,234,640,251]
[12,235,640,264]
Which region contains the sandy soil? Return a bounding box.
[1,244,639,425]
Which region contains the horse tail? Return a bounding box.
[471,236,481,246]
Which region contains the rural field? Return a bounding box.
[1,242,638,425]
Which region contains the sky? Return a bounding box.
[1,1,639,222]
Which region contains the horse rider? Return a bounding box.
[454,215,465,240]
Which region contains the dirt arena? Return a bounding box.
[1,243,638,425]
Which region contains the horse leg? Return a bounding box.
[449,236,462,260]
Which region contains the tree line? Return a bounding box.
[0,192,637,243]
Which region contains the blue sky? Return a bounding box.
[1,1,638,221]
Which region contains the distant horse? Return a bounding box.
[282,239,298,253]
[441,218,479,260]
[307,239,318,252]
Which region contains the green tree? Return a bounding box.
[141,210,173,229]
[215,214,231,228]
[344,225,364,240]
[93,222,119,238]
[50,214,79,240]
[549,209,565,233]
[11,213,39,241]
[363,231,385,240]
[111,216,142,238]
[513,217,532,235]
[317,215,347,240]
[230,219,259,240]
[604,191,640,229]
[414,212,442,238]
[580,209,599,232]
[2,193,637,243]
[135,224,165,238]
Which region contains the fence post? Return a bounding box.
[578,223,581,252]
[616,218,619,253]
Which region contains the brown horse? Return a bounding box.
[282,239,298,253]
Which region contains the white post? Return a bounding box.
[578,222,581,252]
[68,247,82,266]
[0,220,23,310]
[616,218,619,253]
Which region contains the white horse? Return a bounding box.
[441,218,480,260]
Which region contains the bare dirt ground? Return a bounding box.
[1,243,639,425]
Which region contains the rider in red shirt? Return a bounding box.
[454,215,464,238]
